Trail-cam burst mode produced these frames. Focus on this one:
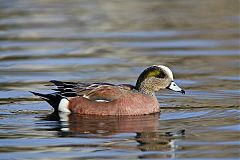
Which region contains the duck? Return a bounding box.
[31,65,185,115]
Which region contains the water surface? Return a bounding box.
[0,0,239,159]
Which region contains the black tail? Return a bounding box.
[30,91,62,111]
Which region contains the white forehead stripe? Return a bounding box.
[155,65,174,80]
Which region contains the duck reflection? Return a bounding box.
[45,112,160,135]
[136,130,184,152]
[43,112,184,155]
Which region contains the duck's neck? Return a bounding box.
[139,88,155,96]
[135,75,156,96]
[135,82,155,96]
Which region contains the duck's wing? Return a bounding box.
[83,85,135,102]
[50,80,134,98]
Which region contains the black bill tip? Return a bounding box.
[181,90,185,95]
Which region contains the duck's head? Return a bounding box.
[135,65,185,96]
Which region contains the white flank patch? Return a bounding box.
[61,127,70,131]
[157,65,174,80]
[58,98,71,113]
[95,99,110,102]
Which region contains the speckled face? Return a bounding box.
[136,65,185,95]
[136,65,171,91]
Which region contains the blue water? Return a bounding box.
[0,0,239,159]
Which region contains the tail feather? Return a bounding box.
[30,91,62,111]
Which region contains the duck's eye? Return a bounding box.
[156,71,166,79]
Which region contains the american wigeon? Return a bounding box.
[31,65,185,115]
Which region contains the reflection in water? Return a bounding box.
[46,112,161,135]
[43,112,185,159]
[136,130,185,152]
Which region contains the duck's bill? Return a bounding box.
[167,81,185,94]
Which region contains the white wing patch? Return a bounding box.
[83,94,90,99]
[95,99,110,102]
[83,94,109,102]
